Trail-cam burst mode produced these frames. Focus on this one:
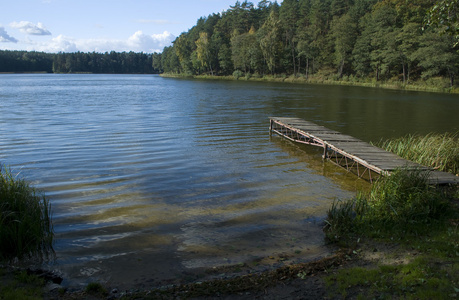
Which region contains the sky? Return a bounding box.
[0,0,276,53]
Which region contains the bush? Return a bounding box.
[0,165,54,261]
[232,70,243,80]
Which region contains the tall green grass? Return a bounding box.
[376,132,459,175]
[325,168,454,241]
[0,165,54,261]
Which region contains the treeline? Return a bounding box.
[157,0,459,87]
[0,50,160,74]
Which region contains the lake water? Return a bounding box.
[0,74,458,288]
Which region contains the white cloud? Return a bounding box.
[35,35,79,52]
[0,26,18,43]
[10,21,51,36]
[19,31,175,53]
[126,31,175,52]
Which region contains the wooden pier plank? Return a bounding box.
[270,117,458,185]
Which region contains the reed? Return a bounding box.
[361,168,451,227]
[325,168,454,241]
[376,132,459,175]
[0,165,54,261]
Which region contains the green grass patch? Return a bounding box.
[86,282,108,297]
[376,132,459,175]
[325,168,454,242]
[326,255,458,299]
[0,164,54,261]
[0,269,46,300]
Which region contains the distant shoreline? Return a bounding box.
[160,73,459,94]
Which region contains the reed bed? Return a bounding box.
[376,132,459,175]
[325,168,454,241]
[0,165,54,261]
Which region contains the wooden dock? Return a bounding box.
[269,117,458,185]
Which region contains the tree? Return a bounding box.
[231,27,262,74]
[369,2,398,81]
[196,32,214,75]
[427,0,459,44]
[330,13,358,77]
[279,0,300,75]
[412,29,459,87]
[161,46,181,73]
[258,9,282,74]
[174,33,193,74]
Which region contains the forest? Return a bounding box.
[158,0,459,88]
[1,0,458,88]
[0,50,160,74]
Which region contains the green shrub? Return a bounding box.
[232,70,243,80]
[0,165,54,261]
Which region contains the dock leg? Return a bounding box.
[269,119,273,135]
[322,145,328,160]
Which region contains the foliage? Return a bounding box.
[377,132,459,175]
[0,165,54,261]
[0,50,160,74]
[155,0,458,88]
[2,1,459,87]
[0,51,53,73]
[427,0,459,44]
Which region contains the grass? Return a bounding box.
[160,73,459,94]
[324,168,458,298]
[0,164,54,261]
[0,269,46,300]
[324,132,459,299]
[325,168,454,242]
[376,132,459,175]
[86,282,108,297]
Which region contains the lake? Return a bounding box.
[0,74,458,288]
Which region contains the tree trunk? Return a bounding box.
[402,63,406,84]
[291,45,296,76]
[306,58,309,79]
[338,59,344,78]
[298,57,301,75]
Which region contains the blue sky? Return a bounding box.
[1,0,275,53]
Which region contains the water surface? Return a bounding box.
[0,74,457,288]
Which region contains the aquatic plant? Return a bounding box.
[0,165,54,261]
[376,132,459,175]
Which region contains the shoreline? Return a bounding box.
[160,73,459,94]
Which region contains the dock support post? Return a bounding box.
[322,144,328,160]
[269,119,273,136]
